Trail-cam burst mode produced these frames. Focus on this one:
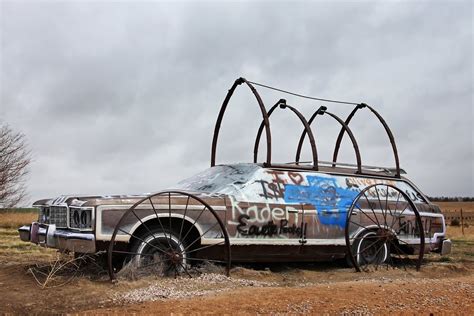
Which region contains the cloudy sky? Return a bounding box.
[1,0,472,205]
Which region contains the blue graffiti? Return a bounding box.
[284,176,359,228]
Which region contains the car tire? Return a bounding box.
[351,229,388,267]
[127,227,189,277]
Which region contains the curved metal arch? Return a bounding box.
[253,99,285,164]
[211,77,272,167]
[332,103,400,178]
[295,106,362,174]
[254,100,318,171]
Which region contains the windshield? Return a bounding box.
[173,164,260,196]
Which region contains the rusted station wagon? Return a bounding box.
[19,78,451,279]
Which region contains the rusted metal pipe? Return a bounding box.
[253,99,286,164]
[280,103,319,170]
[295,106,362,174]
[211,77,272,167]
[332,103,401,178]
[253,100,319,170]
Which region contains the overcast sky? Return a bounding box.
[1,0,472,205]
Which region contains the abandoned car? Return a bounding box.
[19,78,451,279]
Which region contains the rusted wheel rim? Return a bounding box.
[345,184,425,272]
[107,190,231,281]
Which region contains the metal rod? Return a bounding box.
[253,99,285,164]
[280,104,319,170]
[295,106,362,174]
[254,100,318,170]
[332,103,401,178]
[293,159,404,174]
[211,77,272,167]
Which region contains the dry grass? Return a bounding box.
[437,201,474,212]
[0,207,49,263]
[0,211,37,228]
[436,201,474,226]
[445,225,474,262]
[0,228,56,266]
[447,225,474,239]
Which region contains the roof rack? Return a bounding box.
[211,77,402,178]
[292,160,406,175]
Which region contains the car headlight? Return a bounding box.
[39,207,50,223]
[69,207,93,230]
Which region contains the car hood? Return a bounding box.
[32,190,226,208]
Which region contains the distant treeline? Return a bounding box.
[428,197,474,202]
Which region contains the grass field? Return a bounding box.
[436,201,474,211]
[437,201,474,224]
[0,211,37,229]
[0,209,54,264]
[0,208,38,213]
[0,202,472,314]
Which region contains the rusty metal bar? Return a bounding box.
[332,103,401,178]
[211,77,272,167]
[253,99,286,163]
[253,100,319,171]
[281,103,319,170]
[295,106,362,174]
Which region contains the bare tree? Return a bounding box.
[0,124,31,208]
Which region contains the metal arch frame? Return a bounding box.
[332,103,401,178]
[211,78,401,178]
[295,106,362,174]
[253,100,319,171]
[211,77,272,167]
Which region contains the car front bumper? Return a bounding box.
[18,222,96,253]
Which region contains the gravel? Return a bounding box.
[113,273,278,303]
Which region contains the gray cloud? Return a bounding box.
[1,0,472,204]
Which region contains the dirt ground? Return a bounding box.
[0,203,473,315]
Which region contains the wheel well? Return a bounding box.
[352,225,397,240]
[129,217,201,250]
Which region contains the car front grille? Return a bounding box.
[39,206,68,228]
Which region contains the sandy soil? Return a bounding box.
[85,273,474,315]
[1,257,472,315]
[0,204,473,315]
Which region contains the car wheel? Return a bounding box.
[345,183,425,272]
[126,227,188,277]
[108,191,231,281]
[351,229,388,268]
